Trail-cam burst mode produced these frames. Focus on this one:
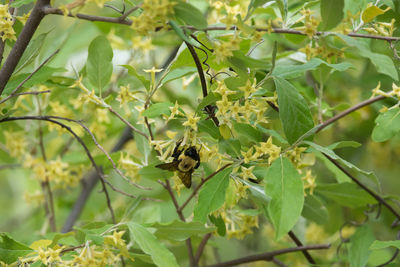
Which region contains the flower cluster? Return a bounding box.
[118,153,142,182]
[214,207,259,240]
[372,82,400,100]
[300,43,345,62]
[213,34,241,63]
[296,9,320,38]
[130,0,175,35]
[0,4,16,41]
[24,156,84,188]
[4,130,27,158]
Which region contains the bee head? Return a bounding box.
[184,146,200,161]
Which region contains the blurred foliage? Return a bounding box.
[1,0,400,266]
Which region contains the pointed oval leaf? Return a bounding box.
[320,0,344,30]
[274,76,314,144]
[194,168,232,223]
[349,225,375,267]
[264,157,304,240]
[128,222,179,267]
[86,35,113,92]
[372,107,400,142]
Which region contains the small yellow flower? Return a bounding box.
[182,113,200,131]
[240,166,257,180]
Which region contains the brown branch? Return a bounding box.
[118,5,140,21]
[178,164,231,213]
[185,41,219,127]
[0,49,59,104]
[316,95,387,133]
[288,231,315,265]
[324,154,400,221]
[62,127,132,232]
[159,179,197,267]
[43,7,132,25]
[0,0,51,96]
[39,8,400,43]
[207,244,330,267]
[195,233,212,262]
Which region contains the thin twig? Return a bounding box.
[107,106,149,139]
[316,95,386,133]
[0,116,124,222]
[62,127,132,232]
[47,116,151,190]
[0,0,50,95]
[207,244,330,267]
[37,97,57,232]
[160,179,197,267]
[118,5,140,21]
[0,49,59,104]
[0,163,20,170]
[40,9,400,42]
[178,164,231,213]
[324,154,400,221]
[195,233,212,262]
[288,231,316,265]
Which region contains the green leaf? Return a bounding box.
[228,51,269,76]
[162,67,197,84]
[15,32,49,74]
[4,67,66,95]
[327,140,362,150]
[0,233,33,264]
[315,152,350,183]
[349,225,375,267]
[302,195,329,224]
[276,0,288,22]
[128,222,179,267]
[272,58,352,79]
[361,49,399,81]
[362,5,388,23]
[370,240,400,250]
[233,123,262,143]
[196,93,220,113]
[372,108,400,142]
[320,0,344,30]
[48,232,76,247]
[11,0,35,8]
[86,35,113,92]
[336,34,398,80]
[151,220,215,241]
[121,64,150,90]
[264,157,304,240]
[134,124,150,162]
[218,139,241,157]
[305,141,380,188]
[173,1,208,29]
[315,183,377,208]
[198,120,222,139]
[169,20,198,46]
[194,168,232,223]
[209,215,226,236]
[274,76,314,144]
[142,102,174,118]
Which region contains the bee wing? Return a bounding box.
[178,170,192,188]
[155,161,179,171]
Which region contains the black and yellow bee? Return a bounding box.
[156,141,200,188]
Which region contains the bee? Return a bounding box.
[156,141,200,188]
